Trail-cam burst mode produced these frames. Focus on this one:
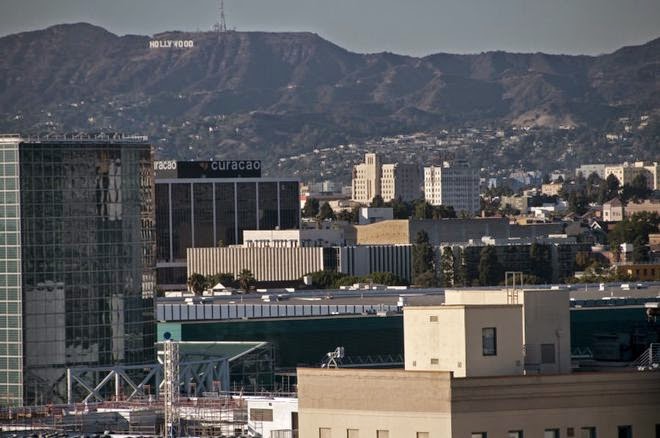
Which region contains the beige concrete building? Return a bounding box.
[352,153,422,204]
[424,162,480,214]
[624,199,660,217]
[187,247,324,281]
[541,182,564,197]
[605,161,658,190]
[602,197,624,222]
[242,229,345,247]
[352,153,381,204]
[297,289,659,437]
[298,368,660,438]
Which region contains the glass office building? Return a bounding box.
[154,161,300,288]
[0,134,156,406]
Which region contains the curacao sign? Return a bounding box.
[149,40,194,49]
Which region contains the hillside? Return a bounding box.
[0,23,658,164]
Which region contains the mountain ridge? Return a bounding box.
[0,23,658,161]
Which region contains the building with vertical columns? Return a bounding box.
[0,134,156,406]
[154,160,300,288]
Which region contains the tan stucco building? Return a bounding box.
[351,153,421,204]
[298,289,660,437]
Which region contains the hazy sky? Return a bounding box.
[1,0,659,56]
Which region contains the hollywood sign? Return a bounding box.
[149,40,194,49]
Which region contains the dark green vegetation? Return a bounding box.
[1,23,658,173]
[306,270,407,289]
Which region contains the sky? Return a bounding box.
[0,0,659,56]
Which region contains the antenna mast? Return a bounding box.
[219,0,227,33]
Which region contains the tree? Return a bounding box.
[478,246,502,286]
[368,272,407,286]
[302,198,320,218]
[432,205,457,219]
[412,231,436,285]
[453,247,467,287]
[336,208,356,223]
[370,194,385,208]
[620,174,652,202]
[317,202,336,220]
[187,273,208,296]
[390,198,412,219]
[413,270,438,287]
[529,243,552,284]
[440,247,454,287]
[306,270,347,288]
[237,269,255,293]
[603,174,621,201]
[608,212,660,253]
[413,201,434,219]
[632,235,650,262]
[567,191,588,215]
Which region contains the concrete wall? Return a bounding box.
[404,305,523,378]
[355,220,410,245]
[298,368,660,438]
[187,247,324,281]
[450,372,660,438]
[404,306,466,376]
[246,397,298,438]
[298,368,452,438]
[463,306,524,377]
[444,289,571,374]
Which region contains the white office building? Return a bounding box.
[424,161,480,214]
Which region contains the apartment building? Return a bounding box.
[424,161,480,214]
[352,153,421,204]
[605,161,659,189]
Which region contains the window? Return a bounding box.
[249,408,273,422]
[430,358,439,365]
[347,429,359,438]
[377,431,389,438]
[416,433,429,438]
[482,327,497,356]
[509,431,523,438]
[430,315,438,322]
[471,434,487,438]
[541,344,556,364]
[319,428,331,438]
[580,427,596,438]
[544,429,560,438]
[617,426,632,438]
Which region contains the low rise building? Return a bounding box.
[602,197,624,221]
[243,229,346,247]
[605,161,658,189]
[541,182,563,197]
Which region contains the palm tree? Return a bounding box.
[238,269,255,293]
[187,273,207,296]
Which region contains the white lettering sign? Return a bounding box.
[154,161,177,171]
[149,40,194,49]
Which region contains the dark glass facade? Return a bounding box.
[0,137,155,406]
[155,178,300,287]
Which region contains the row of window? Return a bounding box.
[319,425,642,438]
[473,426,638,438]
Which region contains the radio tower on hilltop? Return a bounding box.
[214,0,227,33]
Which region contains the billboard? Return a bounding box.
[154,160,262,179]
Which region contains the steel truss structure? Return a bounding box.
[66,358,230,404]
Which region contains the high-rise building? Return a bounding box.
[351,153,421,204]
[0,134,156,406]
[424,160,480,214]
[154,160,300,288]
[351,153,381,204]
